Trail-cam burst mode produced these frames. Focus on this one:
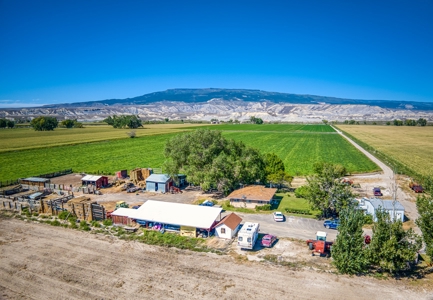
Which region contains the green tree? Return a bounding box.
[417,118,427,126]
[61,119,76,128]
[250,116,263,124]
[367,209,421,273]
[305,162,354,216]
[349,120,356,125]
[104,115,142,129]
[332,208,369,274]
[264,153,292,187]
[404,119,416,126]
[386,121,391,126]
[164,129,266,194]
[416,175,433,262]
[322,119,328,124]
[30,116,58,131]
[0,119,6,128]
[393,119,403,126]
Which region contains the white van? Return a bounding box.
[237,222,259,249]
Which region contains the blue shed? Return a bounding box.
[146,174,172,193]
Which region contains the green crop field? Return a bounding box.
[0,123,379,183]
[186,123,336,132]
[0,124,204,152]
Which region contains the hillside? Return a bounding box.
[1,88,433,122]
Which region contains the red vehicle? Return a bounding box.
[261,234,277,248]
[412,185,424,193]
[306,231,333,256]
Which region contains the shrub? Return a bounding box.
[255,204,271,211]
[58,211,70,220]
[294,186,309,198]
[284,208,311,215]
[364,214,373,225]
[91,220,101,228]
[103,219,113,226]
[51,220,61,226]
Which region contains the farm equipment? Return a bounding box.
[409,181,424,193]
[306,231,333,256]
[170,186,182,194]
[342,178,354,186]
[115,201,129,209]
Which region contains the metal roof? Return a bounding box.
[81,175,103,181]
[145,174,171,183]
[367,198,405,211]
[112,208,135,217]
[22,177,50,182]
[128,200,222,229]
[28,192,44,199]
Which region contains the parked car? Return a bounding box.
[273,211,284,222]
[323,219,340,230]
[373,187,382,196]
[127,187,139,193]
[261,234,277,248]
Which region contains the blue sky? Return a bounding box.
[1,0,432,107]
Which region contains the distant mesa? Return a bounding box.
[1,88,433,123]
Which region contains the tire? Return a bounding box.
[326,225,330,229]
[308,242,313,250]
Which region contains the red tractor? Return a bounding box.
[306,231,333,256]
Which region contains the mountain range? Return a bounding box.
[1,88,433,122]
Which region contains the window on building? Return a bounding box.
[238,236,243,241]
[221,228,226,234]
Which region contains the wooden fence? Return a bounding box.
[0,169,73,188]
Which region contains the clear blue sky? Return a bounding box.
[1,0,432,107]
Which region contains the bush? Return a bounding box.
[294,186,309,198]
[255,204,271,211]
[51,220,61,226]
[364,214,373,225]
[284,208,311,215]
[103,219,113,226]
[58,211,70,220]
[91,220,101,228]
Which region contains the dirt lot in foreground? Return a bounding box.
[1,217,431,300]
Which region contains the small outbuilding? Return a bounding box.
[20,177,50,187]
[227,185,278,208]
[214,213,242,239]
[81,175,108,189]
[360,198,405,222]
[145,174,172,193]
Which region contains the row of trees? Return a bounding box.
[29,117,83,131]
[394,118,427,126]
[163,129,291,194]
[103,115,143,129]
[0,118,15,128]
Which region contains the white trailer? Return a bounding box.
[237,222,259,249]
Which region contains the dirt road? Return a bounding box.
[0,218,429,300]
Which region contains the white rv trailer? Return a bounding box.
[237,222,259,249]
